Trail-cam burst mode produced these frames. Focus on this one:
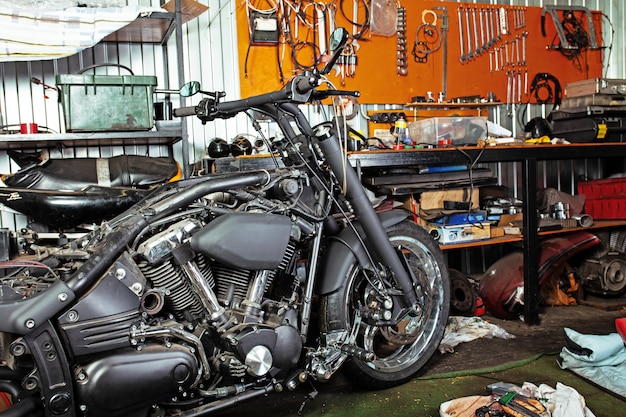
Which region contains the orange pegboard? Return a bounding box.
[236,1,604,105]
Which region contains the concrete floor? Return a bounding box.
[215,302,625,417]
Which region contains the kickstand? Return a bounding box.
[297,381,319,416]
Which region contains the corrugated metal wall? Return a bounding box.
[0,0,622,232]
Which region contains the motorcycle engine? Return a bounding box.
[577,253,626,295]
[2,175,314,417]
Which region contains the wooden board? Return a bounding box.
[236,1,604,104]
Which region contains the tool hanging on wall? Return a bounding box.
[529,72,562,109]
[31,77,57,99]
[411,9,442,64]
[541,5,600,56]
[396,3,407,76]
[432,6,448,100]
[243,0,281,80]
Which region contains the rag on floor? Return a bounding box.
[438,316,515,354]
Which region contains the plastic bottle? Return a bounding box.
[395,115,411,146]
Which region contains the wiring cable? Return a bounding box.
[600,11,615,78]
[339,0,370,40]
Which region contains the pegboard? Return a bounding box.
[236,1,604,105]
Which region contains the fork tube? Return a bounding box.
[315,125,417,308]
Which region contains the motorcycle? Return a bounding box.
[0,28,449,417]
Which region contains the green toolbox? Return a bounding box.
[56,65,157,132]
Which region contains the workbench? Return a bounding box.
[348,142,626,325]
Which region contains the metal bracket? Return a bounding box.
[541,5,599,50]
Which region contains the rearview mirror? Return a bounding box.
[180,81,201,97]
[320,28,349,75]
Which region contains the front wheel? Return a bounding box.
[320,219,449,389]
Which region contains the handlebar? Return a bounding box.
[172,74,360,121]
[172,106,197,117]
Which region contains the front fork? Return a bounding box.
[313,125,419,311]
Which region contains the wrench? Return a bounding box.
[521,31,528,66]
[486,9,495,47]
[515,35,521,66]
[458,7,468,63]
[479,8,487,52]
[504,41,509,67]
[464,7,474,59]
[472,8,481,55]
[506,71,512,114]
[511,70,516,107]
[494,48,499,71]
[495,8,502,41]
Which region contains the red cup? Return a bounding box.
[20,123,38,134]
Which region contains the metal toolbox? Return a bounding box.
[56,64,157,132]
[565,78,626,98]
[551,106,626,143]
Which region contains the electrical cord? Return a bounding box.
[600,11,615,78]
[339,0,370,40]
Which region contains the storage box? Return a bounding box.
[56,73,157,132]
[427,222,490,244]
[420,187,480,211]
[551,106,626,143]
[408,117,488,146]
[565,78,626,98]
[578,177,626,219]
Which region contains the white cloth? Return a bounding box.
[0,5,163,61]
[438,316,515,354]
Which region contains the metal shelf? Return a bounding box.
[103,12,176,44]
[0,129,182,150]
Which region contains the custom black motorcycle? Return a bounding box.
[0,28,449,417]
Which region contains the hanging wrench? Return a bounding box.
[494,47,499,71]
[502,42,508,68]
[472,8,481,56]
[464,7,474,60]
[458,7,468,64]
[521,31,528,66]
[486,9,495,47]
[479,8,487,52]
[506,71,512,116]
[511,70,516,108]
[494,8,502,41]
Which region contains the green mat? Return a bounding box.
[215,353,624,417]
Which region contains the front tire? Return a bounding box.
[320,219,449,389]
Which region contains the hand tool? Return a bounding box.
[472,8,480,55]
[479,8,487,52]
[464,7,474,60]
[457,7,468,63]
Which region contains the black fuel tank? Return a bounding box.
[190,212,292,270]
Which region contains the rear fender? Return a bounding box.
[478,231,600,319]
[316,209,408,295]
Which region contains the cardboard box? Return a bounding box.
[420,187,480,211]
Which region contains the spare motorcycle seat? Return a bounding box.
[0,185,151,230]
[1,154,181,191]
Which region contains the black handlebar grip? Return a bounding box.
[173,106,197,117]
[295,75,315,94]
